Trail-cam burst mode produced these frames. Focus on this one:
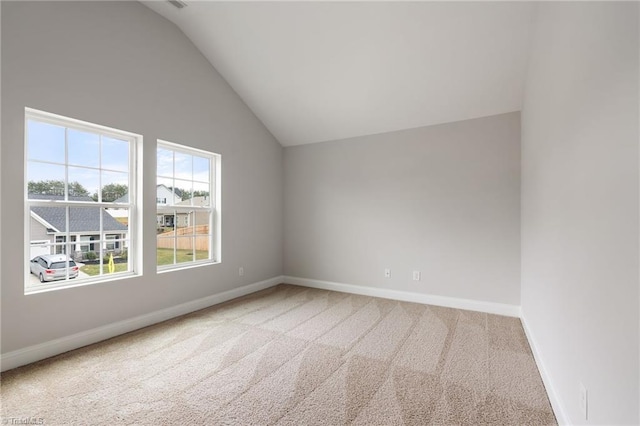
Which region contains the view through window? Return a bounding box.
[156,140,219,270]
[25,108,139,291]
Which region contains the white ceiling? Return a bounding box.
[143,1,536,146]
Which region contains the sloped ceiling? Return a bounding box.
[143,1,536,146]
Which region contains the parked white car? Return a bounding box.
[29,254,79,282]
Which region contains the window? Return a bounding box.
[105,235,117,251]
[55,236,66,254]
[156,140,220,270]
[25,108,140,293]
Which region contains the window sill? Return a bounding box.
[24,272,139,295]
[157,259,220,275]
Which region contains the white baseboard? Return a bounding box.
[1,275,283,372]
[283,276,521,317]
[520,311,569,425]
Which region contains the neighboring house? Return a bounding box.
[29,194,128,260]
[156,184,183,206]
[156,184,182,228]
[175,196,210,227]
[115,184,184,228]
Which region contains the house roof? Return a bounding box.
[29,194,127,233]
[113,193,128,203]
[172,187,184,199]
[156,184,184,200]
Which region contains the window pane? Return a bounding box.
[157,237,175,266]
[101,171,128,202]
[105,236,116,251]
[29,204,65,241]
[176,237,194,264]
[175,211,192,230]
[68,129,99,168]
[27,120,65,164]
[194,236,210,261]
[193,156,210,183]
[28,242,54,261]
[157,211,175,232]
[102,137,129,172]
[53,237,68,255]
[119,240,130,267]
[174,152,192,180]
[157,177,176,205]
[105,207,129,229]
[77,252,98,278]
[68,167,99,200]
[27,162,65,200]
[194,212,211,232]
[102,208,128,268]
[193,181,210,207]
[68,206,108,258]
[101,250,127,275]
[174,179,192,204]
[157,148,173,178]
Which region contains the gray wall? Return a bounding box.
[284,112,521,305]
[29,217,52,243]
[1,1,283,353]
[521,2,639,424]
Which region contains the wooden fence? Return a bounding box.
[157,225,209,251]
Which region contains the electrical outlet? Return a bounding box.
[384,268,391,278]
[579,382,588,421]
[239,267,244,277]
[412,271,421,281]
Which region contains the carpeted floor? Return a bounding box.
[1,284,556,425]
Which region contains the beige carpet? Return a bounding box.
[1,284,556,425]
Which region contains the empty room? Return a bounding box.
[1,1,638,425]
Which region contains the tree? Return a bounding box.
[28,180,89,197]
[97,183,128,202]
[192,190,210,198]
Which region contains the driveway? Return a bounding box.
[28,267,90,286]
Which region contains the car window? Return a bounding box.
[38,259,47,267]
[50,261,75,269]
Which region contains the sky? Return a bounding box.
[27,120,211,199]
[157,147,211,196]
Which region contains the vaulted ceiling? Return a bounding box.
[143,1,536,146]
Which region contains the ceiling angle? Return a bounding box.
[167,0,188,10]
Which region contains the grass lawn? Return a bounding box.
[80,249,209,275]
[80,263,128,276]
[157,248,209,266]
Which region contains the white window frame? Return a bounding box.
[156,140,221,272]
[24,108,142,294]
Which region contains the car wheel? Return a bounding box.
[39,273,45,283]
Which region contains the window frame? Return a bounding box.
[24,107,142,294]
[156,139,221,272]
